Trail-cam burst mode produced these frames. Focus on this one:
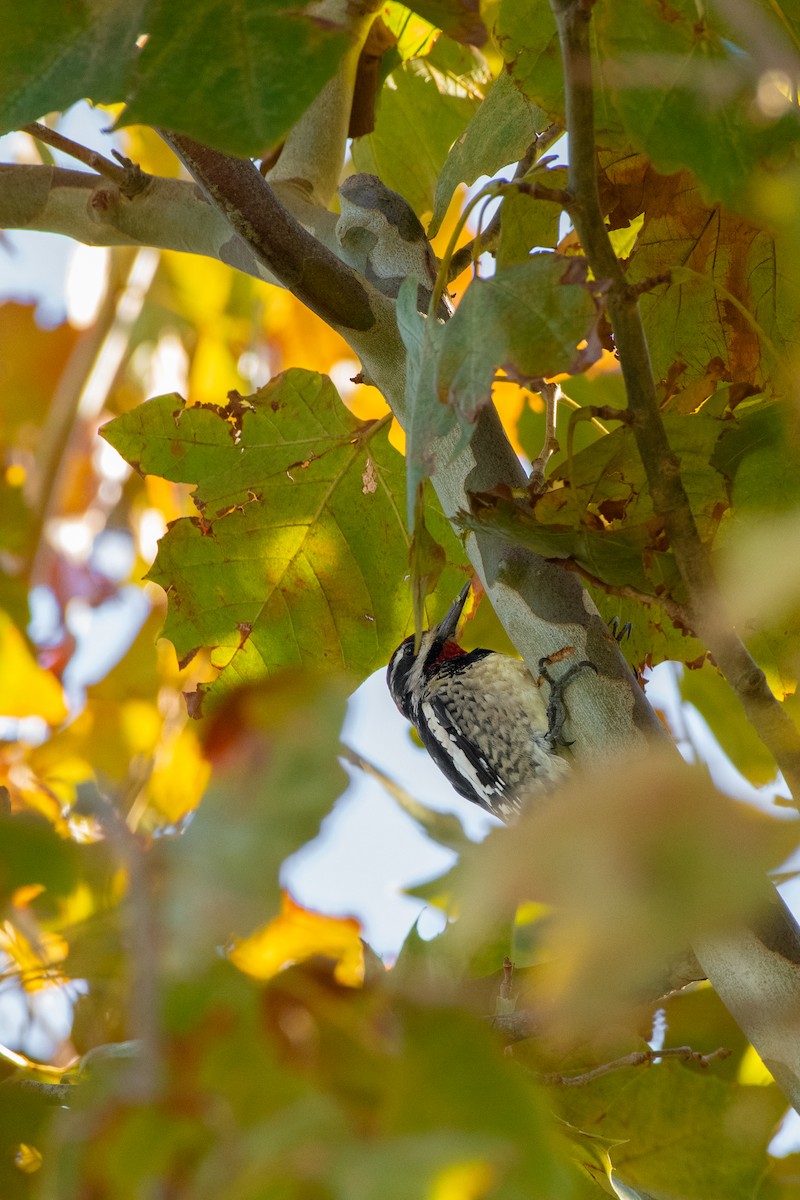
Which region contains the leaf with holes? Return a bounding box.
[101,369,465,712]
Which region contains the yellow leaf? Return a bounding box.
[0,921,67,992]
[14,1144,43,1174]
[737,1044,775,1087]
[120,699,162,757]
[188,331,240,406]
[163,251,233,326]
[429,1160,496,1200]
[147,724,211,823]
[231,893,364,987]
[0,612,67,724]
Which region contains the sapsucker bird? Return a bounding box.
[386,584,595,821]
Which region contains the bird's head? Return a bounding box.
[386,582,471,719]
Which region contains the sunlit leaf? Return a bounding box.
[145,723,210,824]
[102,368,464,710]
[0,921,68,993]
[231,893,364,987]
[0,611,67,724]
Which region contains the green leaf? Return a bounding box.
[461,489,658,592]
[680,662,779,787]
[430,71,550,237]
[0,0,350,156]
[0,1081,55,1200]
[715,403,800,513]
[496,0,624,146]
[396,276,466,527]
[119,0,349,155]
[496,176,566,268]
[0,0,144,135]
[351,55,484,219]
[102,369,463,706]
[380,1006,578,1196]
[596,0,800,214]
[452,754,796,1032]
[496,0,563,123]
[556,1062,786,1200]
[0,812,79,906]
[437,254,600,422]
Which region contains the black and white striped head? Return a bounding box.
[386,583,471,720]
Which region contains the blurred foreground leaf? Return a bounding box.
[452,750,797,1036]
[164,671,349,970]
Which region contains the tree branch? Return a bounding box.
[161,132,377,333]
[551,0,800,1114]
[550,0,800,806]
[562,559,693,631]
[537,1044,731,1086]
[446,123,565,281]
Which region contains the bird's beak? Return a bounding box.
[433,581,472,642]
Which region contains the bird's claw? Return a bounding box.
[539,657,598,747]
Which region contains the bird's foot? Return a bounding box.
[538,655,598,747]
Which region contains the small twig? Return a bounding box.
[538,1044,731,1086]
[529,381,563,494]
[627,271,671,299]
[500,956,515,1002]
[23,122,148,197]
[562,559,694,631]
[446,123,565,281]
[12,1079,75,1104]
[556,390,610,437]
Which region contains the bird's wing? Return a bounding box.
[418,694,522,820]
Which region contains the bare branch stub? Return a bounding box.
[23,122,149,198]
